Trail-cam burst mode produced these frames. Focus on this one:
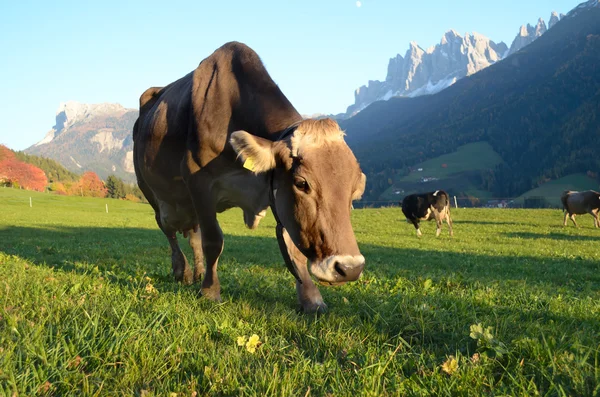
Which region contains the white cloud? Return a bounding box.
[356,1,362,7]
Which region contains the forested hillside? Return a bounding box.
[13,151,79,183]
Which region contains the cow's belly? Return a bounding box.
[157,198,197,232]
[418,207,434,221]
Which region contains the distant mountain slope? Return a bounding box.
[342,0,600,201]
[25,101,137,182]
[345,11,563,117]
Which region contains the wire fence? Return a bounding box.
[354,196,564,210]
[2,187,563,211]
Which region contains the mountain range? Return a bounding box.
[26,101,138,182]
[341,0,600,202]
[345,11,565,116]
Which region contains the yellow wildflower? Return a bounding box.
[245,334,261,353]
[145,283,158,294]
[441,356,458,375]
[237,336,247,346]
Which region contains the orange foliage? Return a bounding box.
[0,146,48,192]
[79,171,107,198]
[50,182,67,195]
[124,193,140,202]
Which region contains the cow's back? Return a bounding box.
[562,190,600,214]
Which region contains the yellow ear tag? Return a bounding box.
[243,158,255,172]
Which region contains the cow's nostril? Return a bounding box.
[334,262,347,277]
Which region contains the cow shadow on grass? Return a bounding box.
[505,231,600,241]
[1,224,599,300]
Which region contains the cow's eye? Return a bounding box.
[294,177,309,192]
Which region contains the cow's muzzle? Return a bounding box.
[310,255,365,285]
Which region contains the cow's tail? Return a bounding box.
[560,190,569,213]
[443,191,451,213]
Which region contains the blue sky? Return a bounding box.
[0,0,579,150]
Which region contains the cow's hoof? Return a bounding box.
[201,287,222,302]
[174,273,194,285]
[182,269,194,285]
[300,301,328,314]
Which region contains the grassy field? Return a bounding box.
[380,142,502,201]
[516,173,599,207]
[1,188,599,396]
[398,142,503,183]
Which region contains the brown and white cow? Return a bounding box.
[133,42,366,312]
[561,190,600,228]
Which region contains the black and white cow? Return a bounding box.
[401,190,454,237]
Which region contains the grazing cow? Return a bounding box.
[133,42,367,313]
[561,190,600,228]
[401,190,453,237]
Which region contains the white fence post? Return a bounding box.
[30,197,32,208]
[105,203,109,213]
[454,196,458,208]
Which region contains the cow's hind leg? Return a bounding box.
[588,210,599,228]
[188,228,205,283]
[156,215,193,284]
[570,214,578,228]
[434,211,443,237]
[445,211,454,236]
[278,225,326,313]
[563,211,569,227]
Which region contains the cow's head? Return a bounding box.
[230,118,366,285]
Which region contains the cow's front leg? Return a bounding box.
[410,219,422,237]
[188,227,205,283]
[195,214,224,302]
[186,173,224,302]
[277,225,326,313]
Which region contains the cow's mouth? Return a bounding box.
[309,255,365,285]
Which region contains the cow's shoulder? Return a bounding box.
[139,87,164,109]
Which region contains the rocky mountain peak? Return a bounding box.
[549,11,560,29]
[35,102,134,147]
[535,18,547,36]
[506,12,560,57]
[27,101,139,182]
[54,101,129,133]
[346,30,508,116]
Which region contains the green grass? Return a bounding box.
[516,173,599,207]
[1,188,599,396]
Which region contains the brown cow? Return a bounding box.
[561,190,600,228]
[133,42,366,312]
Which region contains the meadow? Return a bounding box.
[1,188,599,396]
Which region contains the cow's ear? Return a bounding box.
[352,172,367,201]
[230,131,276,173]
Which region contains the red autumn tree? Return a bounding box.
[79,171,107,198]
[0,145,48,191]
